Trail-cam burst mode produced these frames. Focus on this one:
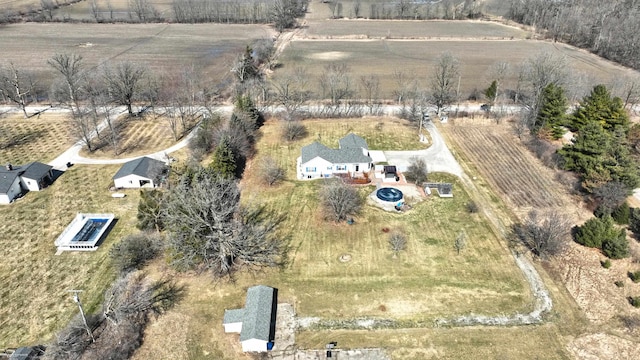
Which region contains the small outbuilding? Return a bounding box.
[223,285,278,352]
[112,157,168,189]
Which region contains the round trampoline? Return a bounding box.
[376,187,403,202]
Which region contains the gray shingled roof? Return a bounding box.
[223,308,245,324]
[19,162,52,180]
[0,170,20,193]
[239,285,276,342]
[339,133,368,150]
[112,157,166,180]
[301,134,372,165]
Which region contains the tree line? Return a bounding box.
[506,0,640,72]
[0,0,307,31]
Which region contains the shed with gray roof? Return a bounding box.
[113,157,168,189]
[0,161,53,204]
[223,285,277,352]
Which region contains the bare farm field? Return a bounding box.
[0,23,274,83]
[303,19,529,39]
[441,119,572,212]
[278,39,639,100]
[0,113,72,164]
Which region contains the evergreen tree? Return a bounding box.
[484,80,497,105]
[574,215,618,249]
[559,121,611,190]
[209,137,237,178]
[534,83,567,139]
[570,84,629,132]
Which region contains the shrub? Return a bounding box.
[628,271,640,283]
[320,178,362,222]
[110,233,161,273]
[629,297,640,308]
[404,157,429,184]
[281,120,307,141]
[602,230,629,259]
[574,216,616,249]
[615,280,625,288]
[601,259,612,269]
[630,207,640,237]
[259,156,285,186]
[612,201,630,225]
[466,201,479,213]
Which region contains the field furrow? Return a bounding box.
[445,124,567,210]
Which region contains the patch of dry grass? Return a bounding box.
[0,164,140,348]
[79,115,184,159]
[0,113,72,164]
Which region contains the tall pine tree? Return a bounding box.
[534,83,567,139]
[570,84,629,132]
[209,137,237,178]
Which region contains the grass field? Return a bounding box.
[0,23,274,85]
[79,114,187,159]
[129,117,592,359]
[0,113,72,164]
[304,19,528,39]
[276,38,639,100]
[0,164,140,348]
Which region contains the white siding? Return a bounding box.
[223,322,242,334]
[114,174,155,189]
[20,176,42,192]
[299,157,333,179]
[0,177,22,204]
[241,338,268,352]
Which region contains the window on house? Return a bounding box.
[305,167,316,172]
[327,166,332,170]
[336,165,346,171]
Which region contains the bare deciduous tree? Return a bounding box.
[320,178,362,222]
[319,62,353,105]
[164,169,282,276]
[271,66,312,115]
[454,231,466,254]
[0,63,34,118]
[430,52,460,115]
[48,53,84,115]
[404,157,428,184]
[511,210,571,259]
[516,52,568,129]
[360,74,381,114]
[103,61,146,117]
[389,231,407,256]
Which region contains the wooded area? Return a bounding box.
[507,0,640,71]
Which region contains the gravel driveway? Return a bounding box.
[383,122,462,177]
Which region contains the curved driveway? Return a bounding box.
[383,121,463,177]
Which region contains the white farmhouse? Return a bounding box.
[297,133,373,180]
[112,157,168,189]
[223,285,277,352]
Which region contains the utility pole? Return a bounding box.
[68,290,95,343]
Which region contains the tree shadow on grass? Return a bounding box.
[0,127,46,150]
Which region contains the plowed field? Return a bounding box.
[444,122,566,210]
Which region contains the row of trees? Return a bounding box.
[1,0,307,31]
[507,0,640,71]
[327,0,483,20]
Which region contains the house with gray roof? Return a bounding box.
[223,285,277,352]
[0,162,53,204]
[113,156,168,189]
[297,133,372,180]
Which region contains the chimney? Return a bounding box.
[5,163,12,171]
